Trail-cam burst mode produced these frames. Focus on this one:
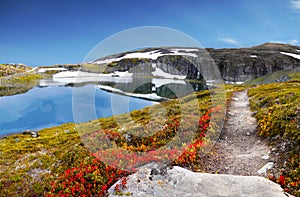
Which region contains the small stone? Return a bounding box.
[261,155,269,160]
[271,147,277,152]
[246,132,251,136]
[31,131,39,138]
[64,130,70,133]
[31,134,38,138]
[15,138,20,142]
[257,162,274,174]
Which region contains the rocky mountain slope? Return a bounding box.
[0,63,31,77]
[87,43,300,83]
[208,43,300,82]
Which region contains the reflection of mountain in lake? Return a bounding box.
[0,85,155,136]
[156,84,193,99]
[98,78,207,99]
[40,77,207,100]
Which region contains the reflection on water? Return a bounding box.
[0,84,155,136]
[0,77,207,136]
[41,77,207,99]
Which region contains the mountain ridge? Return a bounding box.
[88,42,300,83]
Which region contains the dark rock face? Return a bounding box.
[93,43,300,82]
[156,55,203,80]
[208,43,300,82]
[99,55,206,81]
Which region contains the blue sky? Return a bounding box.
[1,0,300,66]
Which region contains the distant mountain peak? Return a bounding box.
[252,42,300,51]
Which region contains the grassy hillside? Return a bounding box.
[0,67,298,196]
[248,80,299,196]
[0,88,227,196]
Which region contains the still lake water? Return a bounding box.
[0,84,155,136]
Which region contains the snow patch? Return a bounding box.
[205,80,216,85]
[93,58,119,65]
[98,84,162,101]
[170,49,198,57]
[296,49,300,53]
[94,50,163,64]
[94,48,197,65]
[51,71,133,84]
[26,67,38,73]
[114,71,133,77]
[177,48,199,52]
[53,70,133,78]
[51,76,132,85]
[38,67,67,73]
[152,78,186,88]
[280,51,300,60]
[53,71,99,78]
[250,55,258,58]
[152,64,186,79]
[123,50,163,60]
[225,81,244,85]
[39,79,70,87]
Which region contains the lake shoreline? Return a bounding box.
[0,70,208,137]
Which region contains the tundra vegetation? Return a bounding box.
[0,66,299,196]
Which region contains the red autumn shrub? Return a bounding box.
[47,106,222,196]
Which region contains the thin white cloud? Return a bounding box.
[291,0,300,9]
[218,37,240,45]
[289,39,298,45]
[269,39,298,45]
[270,40,287,44]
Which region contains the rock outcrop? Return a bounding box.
[108,163,293,197]
[208,43,300,82]
[0,63,31,77]
[91,43,300,83]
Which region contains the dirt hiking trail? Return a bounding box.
[206,89,271,176]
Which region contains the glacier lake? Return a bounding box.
[0,76,206,136]
[0,83,156,136]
